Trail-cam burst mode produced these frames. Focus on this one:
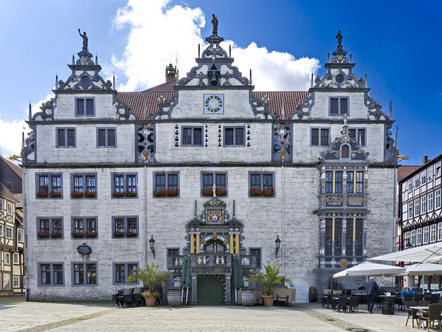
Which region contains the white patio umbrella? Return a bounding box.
[333,261,405,279]
[395,263,442,276]
[368,242,442,263]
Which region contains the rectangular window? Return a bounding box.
[249,172,274,196]
[325,171,333,193]
[416,228,422,245]
[421,195,427,214]
[348,128,366,146]
[423,226,429,244]
[0,198,2,211]
[436,165,441,178]
[355,218,363,256]
[37,173,63,195]
[13,253,19,265]
[335,171,343,193]
[113,216,138,238]
[346,218,353,256]
[72,217,97,237]
[438,223,442,241]
[421,172,427,185]
[414,176,420,188]
[311,128,329,146]
[72,174,97,195]
[410,230,416,246]
[17,229,23,242]
[3,274,10,290]
[56,128,76,148]
[325,170,345,193]
[0,225,3,237]
[6,227,13,239]
[334,218,342,256]
[38,217,63,239]
[330,97,348,115]
[325,218,332,256]
[408,180,413,191]
[112,173,138,197]
[13,276,20,288]
[414,198,420,216]
[249,248,262,269]
[201,172,227,194]
[408,203,413,218]
[436,189,441,209]
[76,98,94,116]
[114,263,138,284]
[97,128,116,147]
[39,263,64,286]
[7,202,13,215]
[428,192,434,211]
[430,224,437,242]
[5,252,10,265]
[224,127,245,146]
[182,127,203,146]
[429,167,434,181]
[153,172,179,196]
[73,262,97,285]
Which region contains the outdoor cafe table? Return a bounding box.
[378,295,396,315]
[409,306,429,328]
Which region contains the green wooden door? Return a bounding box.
[197,275,224,305]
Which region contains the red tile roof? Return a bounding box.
[117,80,308,119]
[0,156,22,178]
[397,165,420,182]
[0,183,19,202]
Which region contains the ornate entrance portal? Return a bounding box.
[197,275,225,305]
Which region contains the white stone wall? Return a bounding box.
[54,94,117,120]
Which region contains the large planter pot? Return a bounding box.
[241,289,256,306]
[262,295,274,306]
[144,296,157,307]
[167,288,182,306]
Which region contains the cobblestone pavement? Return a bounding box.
[0,296,417,332]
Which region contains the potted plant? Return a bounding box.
[249,264,291,306]
[128,263,172,307]
[71,191,84,198]
[84,191,96,198]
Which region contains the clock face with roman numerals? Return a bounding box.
[204,94,224,114]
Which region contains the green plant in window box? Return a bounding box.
[262,187,274,197]
[71,191,84,198]
[114,231,125,237]
[166,188,179,197]
[126,231,137,237]
[37,231,50,238]
[49,191,62,198]
[201,188,213,196]
[85,231,97,238]
[112,191,125,198]
[71,232,85,238]
[84,191,96,198]
[51,232,62,238]
[249,188,262,196]
[36,191,48,198]
[216,188,227,196]
[125,191,137,197]
[153,190,167,197]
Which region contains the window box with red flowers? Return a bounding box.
[71,191,84,198]
[113,231,125,237]
[71,232,84,238]
[153,190,167,197]
[201,188,227,196]
[125,191,137,197]
[262,187,275,197]
[84,191,96,198]
[126,231,137,237]
[49,191,62,198]
[249,188,262,196]
[112,191,125,198]
[51,232,62,238]
[37,231,50,238]
[166,189,179,197]
[85,231,97,238]
[36,191,48,198]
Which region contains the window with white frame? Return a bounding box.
[0,225,3,237]
[423,226,429,244]
[421,195,427,214]
[7,202,13,215]
[436,189,441,209]
[5,252,10,265]
[408,203,413,219]
[421,172,427,185]
[414,198,420,216]
[13,253,19,265]
[3,274,10,290]
[114,263,138,284]
[436,165,441,178]
[404,232,410,248]
[414,176,420,188]
[438,222,442,241]
[430,224,437,242]
[0,198,2,210]
[408,179,413,191]
[348,128,366,146]
[56,128,76,148]
[72,262,97,285]
[17,229,23,242]
[429,167,434,181]
[329,97,348,115]
[416,228,422,245]
[38,263,64,286]
[13,276,20,288]
[6,227,13,239]
[410,229,416,246]
[97,128,116,147]
[428,192,434,211]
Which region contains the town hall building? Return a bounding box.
[22,22,396,303]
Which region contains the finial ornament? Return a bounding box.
[211,14,218,35]
[336,30,343,49]
[78,29,88,50]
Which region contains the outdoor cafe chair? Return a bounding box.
[122,288,135,307]
[133,287,143,307]
[405,301,418,328]
[418,303,442,331]
[348,296,359,312]
[337,296,348,312]
[431,293,440,304]
[404,293,413,302]
[414,294,424,302]
[418,300,430,306]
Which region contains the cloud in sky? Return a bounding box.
[0,0,320,159]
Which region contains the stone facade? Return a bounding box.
[23,28,395,302]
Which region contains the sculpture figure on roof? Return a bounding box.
[78,29,88,50]
[211,14,218,35]
[336,30,343,49]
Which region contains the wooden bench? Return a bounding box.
[274,287,296,306]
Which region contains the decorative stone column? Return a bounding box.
[225,275,231,303]
[190,233,195,254]
[191,274,198,305]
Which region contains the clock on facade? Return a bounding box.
[204,94,224,114]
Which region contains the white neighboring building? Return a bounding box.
[22,27,395,303]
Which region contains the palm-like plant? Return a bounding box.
[127,263,172,289]
[249,264,291,296]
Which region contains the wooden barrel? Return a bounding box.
[241,289,256,306]
[167,288,182,306]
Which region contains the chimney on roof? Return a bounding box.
[165,63,177,82]
[423,156,429,165]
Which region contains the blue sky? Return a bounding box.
[0,0,441,166]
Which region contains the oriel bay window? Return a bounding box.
[324,216,363,260]
[113,216,138,238]
[346,171,364,193]
[153,172,179,196]
[325,171,343,193]
[73,262,97,285]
